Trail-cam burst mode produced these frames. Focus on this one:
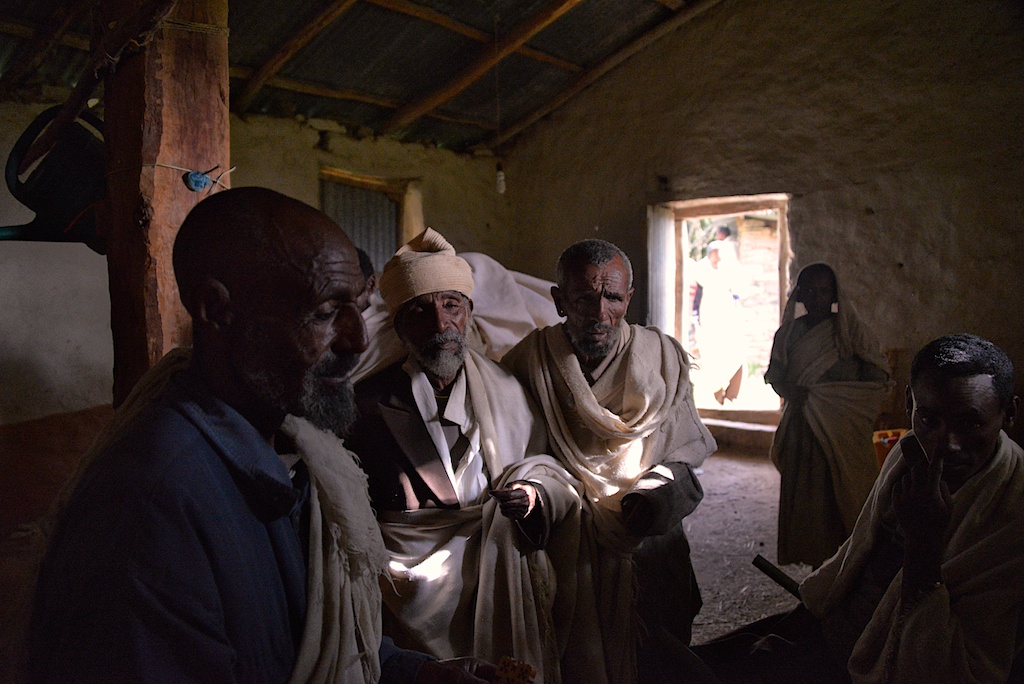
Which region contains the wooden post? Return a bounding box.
[99,0,229,404]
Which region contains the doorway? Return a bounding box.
[648,194,790,411]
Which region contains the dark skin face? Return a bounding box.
[904,371,1017,493]
[393,290,472,388]
[195,206,368,439]
[551,255,634,371]
[794,268,836,324]
[893,370,1018,593]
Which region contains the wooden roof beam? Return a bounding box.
[364,0,581,73]
[233,0,358,114]
[485,0,728,149]
[0,0,96,90]
[229,64,497,129]
[380,0,585,135]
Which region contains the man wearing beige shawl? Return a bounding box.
[26,189,492,684]
[345,229,583,682]
[695,333,1023,683]
[503,239,717,683]
[765,263,893,568]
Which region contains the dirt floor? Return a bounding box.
[686,447,813,645]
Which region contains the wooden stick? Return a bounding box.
[752,554,801,599]
[381,0,585,135]
[484,0,728,149]
[232,0,358,114]
[18,0,178,174]
[365,0,581,73]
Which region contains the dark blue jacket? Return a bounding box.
[30,373,308,683]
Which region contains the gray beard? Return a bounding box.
[565,323,617,362]
[245,353,359,437]
[298,374,358,437]
[408,329,467,382]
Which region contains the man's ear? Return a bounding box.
[905,384,915,420]
[194,278,233,330]
[365,272,379,294]
[624,287,635,310]
[1004,395,1020,431]
[551,286,565,317]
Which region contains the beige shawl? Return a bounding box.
[376,348,583,684]
[503,321,716,550]
[769,263,893,531]
[8,349,388,684]
[801,433,1024,683]
[503,322,716,684]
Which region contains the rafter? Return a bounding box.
[364,0,580,73]
[380,0,585,135]
[229,64,497,130]
[0,19,90,53]
[485,0,728,149]
[19,0,178,173]
[0,0,96,90]
[233,0,359,114]
[653,0,685,10]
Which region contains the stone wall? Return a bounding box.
[503,0,1024,436]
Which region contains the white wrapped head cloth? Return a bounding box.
[378,228,475,313]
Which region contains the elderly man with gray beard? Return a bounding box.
[345,229,585,683]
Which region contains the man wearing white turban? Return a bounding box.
[345,229,586,683]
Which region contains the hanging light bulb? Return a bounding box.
[496,162,506,194]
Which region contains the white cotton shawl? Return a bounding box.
[505,321,715,551]
[375,348,582,684]
[769,263,893,533]
[801,433,1024,684]
[503,322,717,684]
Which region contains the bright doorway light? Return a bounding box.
[648,195,790,411]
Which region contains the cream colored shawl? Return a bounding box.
[503,321,716,684]
[376,348,583,684]
[769,263,893,531]
[801,433,1024,684]
[768,318,892,531]
[10,349,388,684]
[503,321,716,550]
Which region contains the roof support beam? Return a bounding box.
[0,0,96,91]
[380,0,585,135]
[485,0,728,149]
[233,0,358,114]
[364,0,581,73]
[100,0,230,404]
[229,65,497,129]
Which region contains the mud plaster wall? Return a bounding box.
[0,110,507,425]
[503,0,1024,434]
[230,115,511,256]
[0,104,114,426]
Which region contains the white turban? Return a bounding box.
[378,228,475,313]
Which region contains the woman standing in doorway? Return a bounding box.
[765,263,892,567]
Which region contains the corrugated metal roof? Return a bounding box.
[0,0,696,151]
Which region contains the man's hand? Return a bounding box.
[417,657,497,683]
[893,439,951,592]
[621,493,655,536]
[490,482,538,520]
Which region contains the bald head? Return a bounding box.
[174,187,355,315]
[172,187,368,437]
